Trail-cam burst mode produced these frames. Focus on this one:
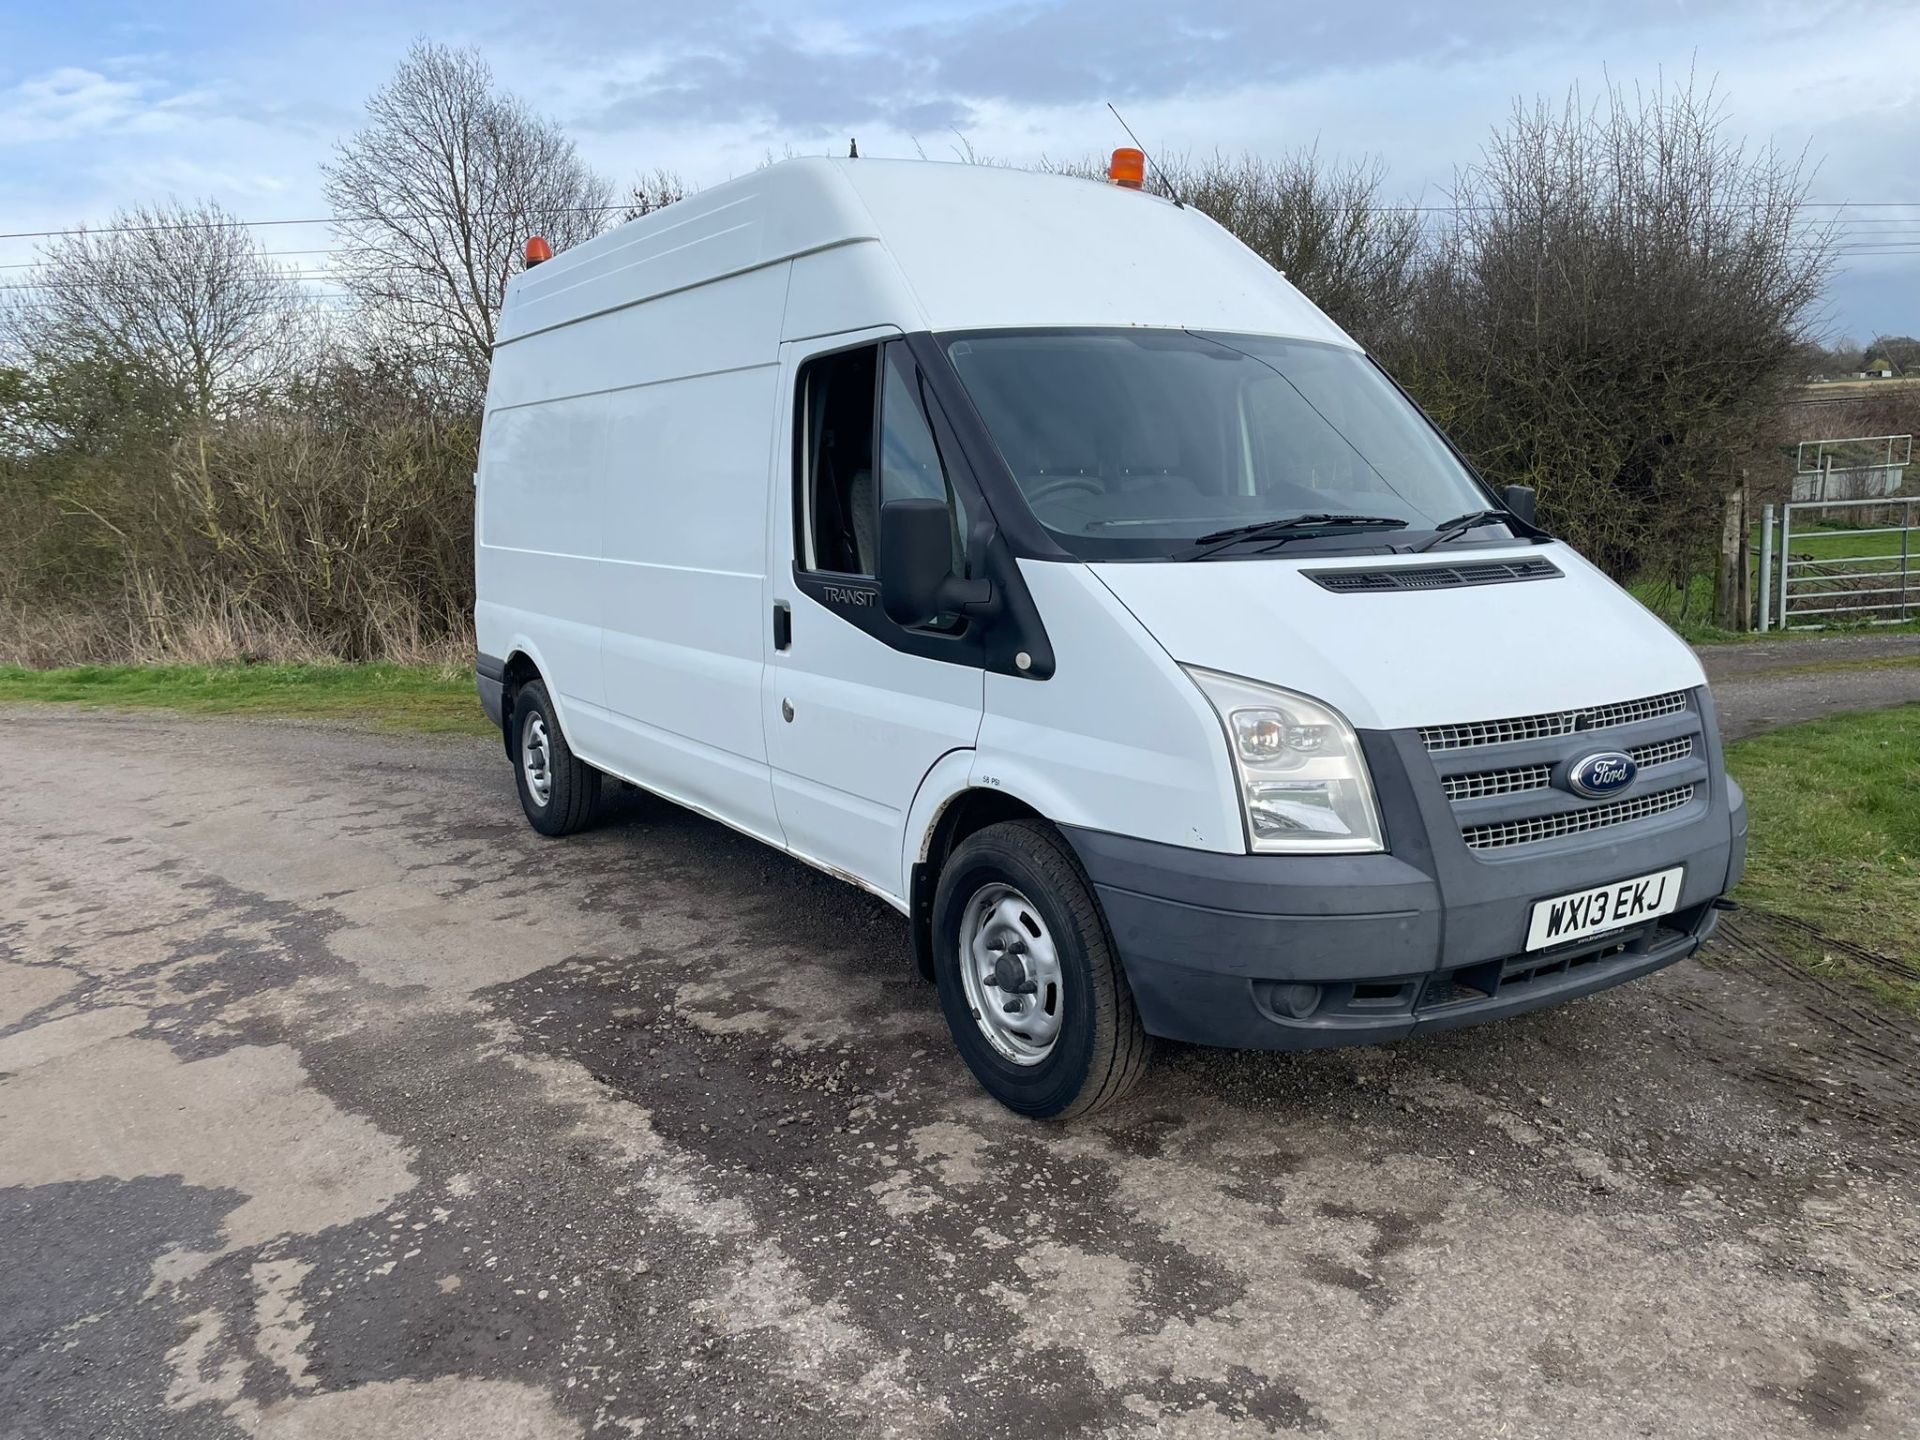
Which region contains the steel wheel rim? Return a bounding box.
[959,882,1063,1066]
[522,713,553,806]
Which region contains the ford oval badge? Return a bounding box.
[1568,751,1637,799]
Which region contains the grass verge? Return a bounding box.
[1725,704,1920,1013]
[1762,654,1920,679]
[0,662,493,736]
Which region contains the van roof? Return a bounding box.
[498,156,1355,350]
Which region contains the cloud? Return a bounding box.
[1,0,1913,336]
[560,0,1822,140]
[0,62,210,145]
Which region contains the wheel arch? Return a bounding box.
[905,776,1052,984]
[498,644,553,759]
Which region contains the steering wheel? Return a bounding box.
[1023,475,1105,504]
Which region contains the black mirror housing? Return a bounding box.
[878,499,990,627]
[1502,484,1537,527]
[878,499,951,626]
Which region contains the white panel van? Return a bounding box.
[474,156,1747,1118]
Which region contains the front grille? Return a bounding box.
[1419,691,1688,753]
[1444,763,1554,801]
[1440,734,1696,801]
[1631,735,1694,770]
[1306,558,1562,594]
[1460,784,1696,851]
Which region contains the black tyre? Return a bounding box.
[933,819,1150,1118]
[511,680,601,837]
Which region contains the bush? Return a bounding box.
[1384,77,1831,581]
[0,357,475,666]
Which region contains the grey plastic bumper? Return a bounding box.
[476,652,506,731]
[1062,705,1746,1051]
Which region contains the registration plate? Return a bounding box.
[1525,866,1684,951]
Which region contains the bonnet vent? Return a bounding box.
[1304,558,1562,594]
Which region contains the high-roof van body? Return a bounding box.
[475,158,1745,1116]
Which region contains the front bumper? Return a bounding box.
[1063,691,1748,1051]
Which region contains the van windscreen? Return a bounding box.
[942,329,1498,560]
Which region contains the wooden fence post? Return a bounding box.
[1715,477,1748,631]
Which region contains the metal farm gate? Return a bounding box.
[1758,494,1920,630]
[1792,434,1910,502]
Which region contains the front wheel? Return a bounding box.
[933,820,1150,1118]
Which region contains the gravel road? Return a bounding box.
[2,695,1918,1439]
[1697,631,1920,739]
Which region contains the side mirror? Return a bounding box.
[878,499,990,627]
[1501,484,1537,527]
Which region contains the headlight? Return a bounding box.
[1183,667,1385,854]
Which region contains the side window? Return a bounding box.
[796,341,968,582]
[879,345,968,575]
[797,345,879,576]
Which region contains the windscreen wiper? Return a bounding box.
[1175,513,1409,562]
[1410,510,1513,552]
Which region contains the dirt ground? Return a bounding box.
[2,706,1918,1440]
[1693,630,1920,738]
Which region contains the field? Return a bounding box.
[1798,376,1920,399]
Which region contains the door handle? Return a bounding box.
[772,602,792,651]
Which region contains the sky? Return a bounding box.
[2,0,1917,344]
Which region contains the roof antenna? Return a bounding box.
[849,137,859,159]
[1105,102,1182,207]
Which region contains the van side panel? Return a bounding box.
[567,264,791,842]
[476,390,610,715]
[594,361,785,841]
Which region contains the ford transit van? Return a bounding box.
[474,156,1747,1117]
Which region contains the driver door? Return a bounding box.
[764,333,985,901]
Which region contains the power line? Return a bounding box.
[0,278,353,297]
[1,206,1913,308]
[0,248,344,271]
[6,198,1920,243]
[0,203,639,242]
[4,236,1917,273]
[1,227,1904,271]
[0,282,355,297]
[4,248,1913,284]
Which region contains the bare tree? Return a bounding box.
[622,168,691,222]
[1,200,308,419]
[324,41,612,405]
[1169,152,1423,350]
[1391,75,1835,579]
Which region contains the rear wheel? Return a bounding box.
[933,819,1150,1118]
[511,680,600,836]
